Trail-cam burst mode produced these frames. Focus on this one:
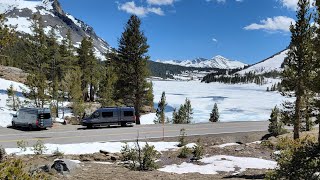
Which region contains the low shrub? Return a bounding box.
[192,139,204,161]
[32,140,47,155]
[178,128,187,147]
[178,146,191,158]
[17,140,28,152]
[266,136,320,180]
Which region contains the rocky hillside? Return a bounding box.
[0,0,109,60]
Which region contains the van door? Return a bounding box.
[38,112,52,128]
[91,111,101,124]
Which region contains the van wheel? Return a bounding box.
[121,122,127,127]
[28,124,33,131]
[87,124,93,129]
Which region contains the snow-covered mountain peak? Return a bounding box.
[1,0,110,60]
[236,49,288,75]
[159,56,247,69]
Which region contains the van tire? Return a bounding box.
[121,122,127,127]
[87,124,93,129]
[12,121,16,128]
[28,124,33,131]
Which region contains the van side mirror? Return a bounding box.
[13,114,17,118]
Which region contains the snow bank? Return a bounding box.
[159,155,277,175]
[5,141,196,155]
[0,78,27,127]
[140,113,157,124]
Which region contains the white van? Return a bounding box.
[12,108,53,130]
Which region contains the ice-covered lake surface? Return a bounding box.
[149,80,284,124]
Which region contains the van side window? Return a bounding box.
[102,112,113,118]
[93,112,100,118]
[124,111,134,116]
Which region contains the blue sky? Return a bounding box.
[58,0,298,64]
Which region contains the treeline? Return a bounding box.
[0,14,153,124]
[202,72,267,85]
[147,60,226,79]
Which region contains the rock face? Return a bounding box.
[0,0,110,60]
[51,159,80,175]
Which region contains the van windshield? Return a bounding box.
[38,113,51,119]
[124,111,134,116]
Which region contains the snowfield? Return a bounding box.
[159,155,277,175]
[143,80,285,124]
[237,50,288,75]
[0,78,27,128]
[5,141,196,155]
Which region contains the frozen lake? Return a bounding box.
[147,80,284,124]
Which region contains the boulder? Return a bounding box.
[51,159,80,175]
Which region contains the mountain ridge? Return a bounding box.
[158,55,247,69]
[0,0,110,60]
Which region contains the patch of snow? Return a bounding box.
[0,78,28,127]
[93,161,113,165]
[5,17,32,34]
[66,13,82,27]
[159,155,277,175]
[215,143,240,148]
[246,141,262,145]
[140,113,156,124]
[5,141,196,155]
[0,0,53,14]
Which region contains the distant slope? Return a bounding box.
[148,61,226,79]
[236,50,288,75]
[159,55,246,69]
[0,0,110,60]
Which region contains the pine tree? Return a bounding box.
[24,15,49,108]
[268,106,285,137]
[98,50,117,107]
[209,103,219,122]
[115,15,153,125]
[77,37,100,102]
[184,98,193,124]
[281,0,313,140]
[7,84,19,111]
[0,14,15,65]
[155,91,167,124]
[312,0,320,144]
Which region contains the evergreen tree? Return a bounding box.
[209,103,219,122]
[0,14,15,64]
[184,98,193,124]
[7,84,19,111]
[24,15,49,108]
[77,37,100,102]
[312,0,320,143]
[281,0,313,140]
[115,15,153,125]
[155,91,167,124]
[268,106,285,137]
[98,50,117,107]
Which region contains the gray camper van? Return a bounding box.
[12,108,53,130]
[81,107,136,128]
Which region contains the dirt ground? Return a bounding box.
[12,131,276,180]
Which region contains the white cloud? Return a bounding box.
[147,0,176,6]
[279,0,315,11]
[118,1,164,16]
[212,38,218,43]
[279,0,298,10]
[244,16,295,33]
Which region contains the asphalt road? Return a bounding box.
[0,121,269,148]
